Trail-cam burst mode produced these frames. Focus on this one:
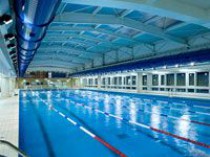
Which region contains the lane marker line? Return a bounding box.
[150,127,210,149]
[68,100,210,149]
[67,95,210,127]
[39,97,127,157]
[66,92,210,116]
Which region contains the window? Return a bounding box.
[113,77,117,85]
[142,75,147,86]
[89,78,93,85]
[197,72,209,87]
[126,76,131,85]
[83,79,87,86]
[152,74,158,86]
[161,75,165,85]
[132,76,136,85]
[166,74,174,86]
[107,77,111,85]
[189,73,194,86]
[177,73,185,86]
[123,77,126,85]
[119,77,122,85]
[102,78,105,85]
[95,78,98,85]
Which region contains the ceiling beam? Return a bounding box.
[44,33,125,48]
[54,12,187,45]
[38,46,103,57]
[35,53,93,62]
[61,0,210,28]
[31,59,84,67]
[37,50,93,60]
[47,26,153,45]
[28,65,76,71]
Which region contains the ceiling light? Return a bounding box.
[9,50,16,55]
[11,55,16,60]
[190,62,195,66]
[7,43,16,49]
[0,14,13,25]
[4,34,15,41]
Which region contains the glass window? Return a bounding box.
[126,76,131,85]
[132,76,136,85]
[95,78,98,85]
[177,73,186,86]
[152,74,158,86]
[89,78,93,85]
[83,79,87,86]
[113,77,117,85]
[108,77,111,85]
[161,75,165,85]
[102,78,105,85]
[189,73,194,86]
[197,72,209,87]
[119,77,122,85]
[142,75,147,86]
[166,74,174,86]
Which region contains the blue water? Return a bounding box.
[19,89,210,157]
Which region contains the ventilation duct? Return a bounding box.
[15,0,61,77]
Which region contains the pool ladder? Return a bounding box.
[0,138,28,157]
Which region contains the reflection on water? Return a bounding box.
[151,106,161,129]
[21,90,210,157]
[130,101,137,122]
[115,96,122,128]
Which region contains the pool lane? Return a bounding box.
[51,90,210,156]
[20,90,210,157]
[20,93,117,157]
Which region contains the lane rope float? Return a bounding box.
[66,93,210,127]
[65,99,210,149]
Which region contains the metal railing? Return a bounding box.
[0,139,28,157]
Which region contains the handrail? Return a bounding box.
[0,139,28,157]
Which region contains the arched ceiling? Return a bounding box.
[16,0,210,74]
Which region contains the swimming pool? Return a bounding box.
[19,89,210,157]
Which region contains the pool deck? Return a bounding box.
[0,96,19,157]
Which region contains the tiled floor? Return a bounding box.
[0,96,19,157]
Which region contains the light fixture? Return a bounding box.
[4,34,15,41]
[11,55,16,60]
[9,50,16,55]
[7,43,16,49]
[0,14,13,25]
[190,62,195,66]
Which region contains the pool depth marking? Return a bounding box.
[67,100,210,149]
[39,99,127,157]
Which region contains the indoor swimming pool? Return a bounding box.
[19,89,210,157]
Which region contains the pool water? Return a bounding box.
[19,89,210,157]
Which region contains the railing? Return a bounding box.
[0,139,28,157]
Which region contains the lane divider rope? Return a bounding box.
[38,98,127,157]
[66,99,210,149]
[63,95,210,128]
[64,90,210,110]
